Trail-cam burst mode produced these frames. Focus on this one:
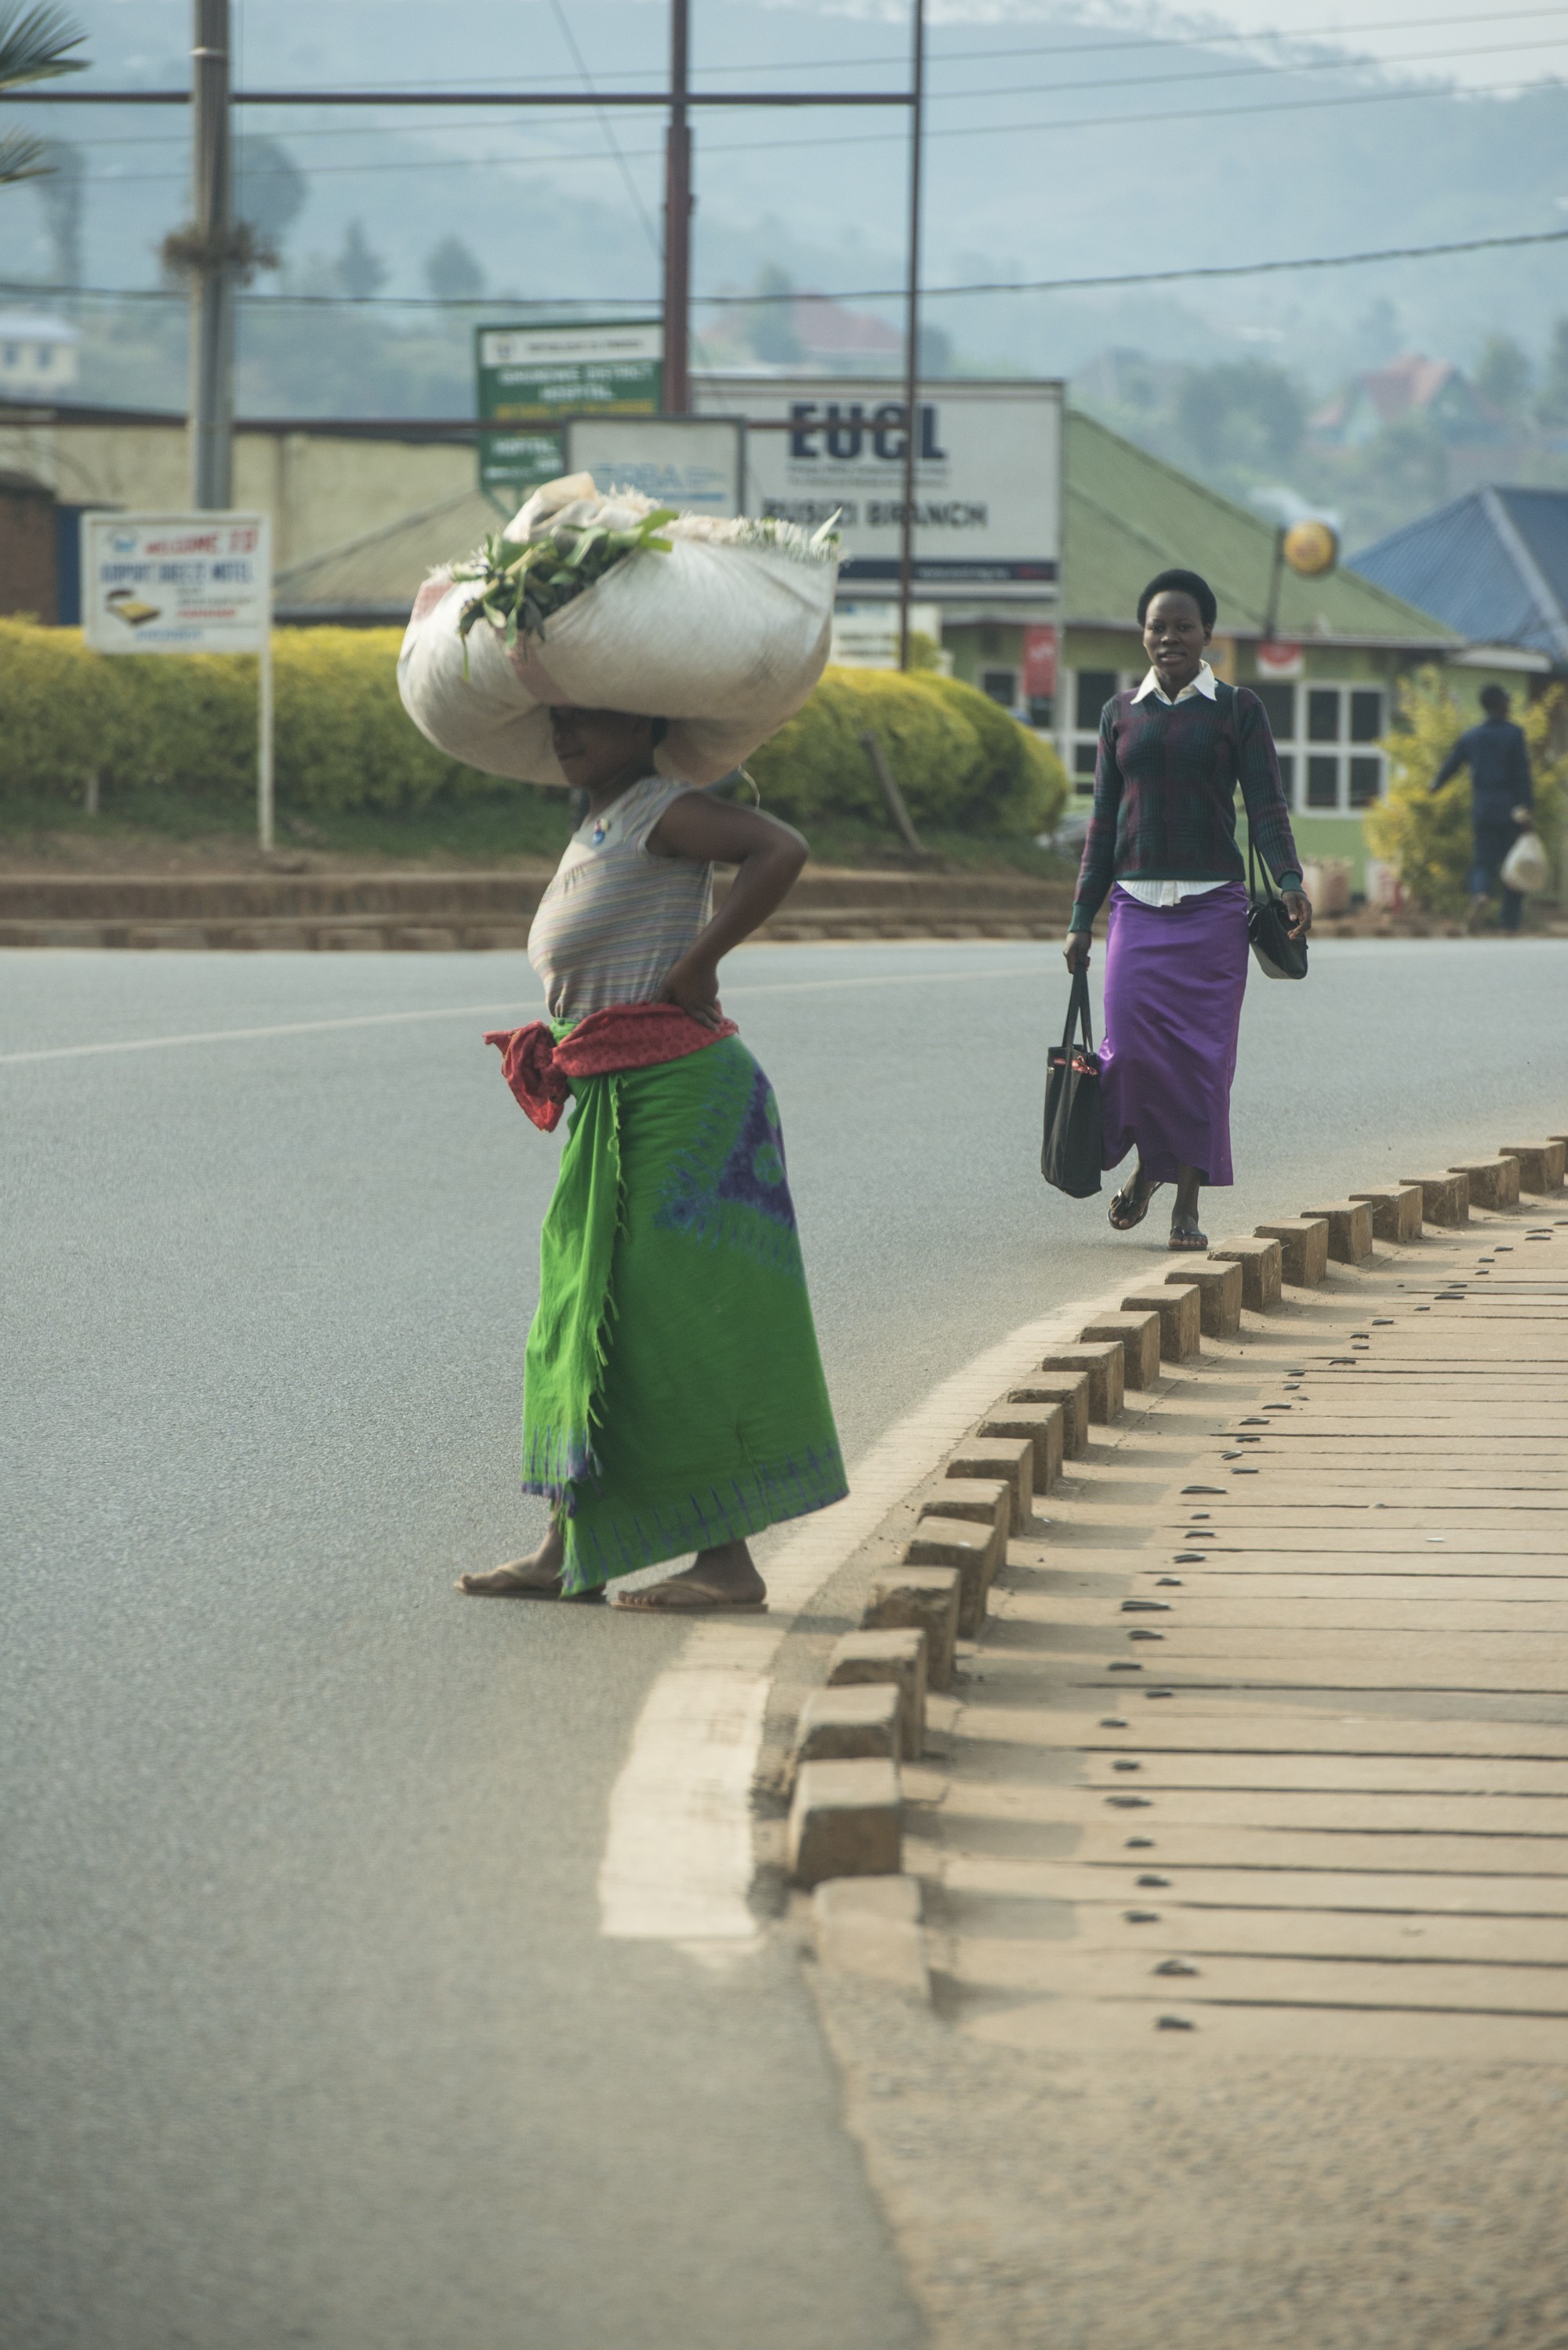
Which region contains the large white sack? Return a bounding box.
[397,476,837,787]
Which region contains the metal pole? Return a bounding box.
[896,0,925,671]
[189,0,234,508]
[662,0,691,415]
[257,620,274,853]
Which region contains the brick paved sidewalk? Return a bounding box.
[811,1203,1568,2350]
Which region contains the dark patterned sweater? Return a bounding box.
[1071,681,1303,932]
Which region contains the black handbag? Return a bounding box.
[1041,968,1104,1197]
[1247,829,1308,982]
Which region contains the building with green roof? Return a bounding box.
[942,410,1493,883]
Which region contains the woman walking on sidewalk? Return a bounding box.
[460,706,846,1611]
[1063,568,1312,1251]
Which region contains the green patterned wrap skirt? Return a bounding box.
[520,1031,847,1594]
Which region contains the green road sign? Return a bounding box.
[476,321,662,502]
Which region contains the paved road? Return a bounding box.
[3,938,1564,2350]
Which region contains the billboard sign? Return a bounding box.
[693,375,1062,602]
[81,510,270,654]
[477,320,663,500]
[564,416,743,518]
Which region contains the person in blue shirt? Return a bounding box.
[1431,685,1535,932]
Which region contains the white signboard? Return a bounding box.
[693,375,1062,605]
[81,510,270,654]
[565,416,743,518]
[829,601,946,670]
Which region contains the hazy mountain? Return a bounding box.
[6,0,1568,419]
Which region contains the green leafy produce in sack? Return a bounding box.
[451,507,677,656]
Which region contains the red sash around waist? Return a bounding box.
[484,1001,738,1132]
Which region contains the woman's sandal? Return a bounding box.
[612,1578,768,1614]
[1109,1172,1158,1231]
[1168,1219,1208,1252]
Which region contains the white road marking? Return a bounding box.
[0,954,1040,1069]
[596,1295,1111,1945]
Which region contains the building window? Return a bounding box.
[36,343,52,369]
[1074,670,1118,731]
[1307,755,1339,808]
[981,667,1018,708]
[1068,667,1122,794]
[1307,689,1340,743]
[1254,682,1295,739]
[1258,680,1386,814]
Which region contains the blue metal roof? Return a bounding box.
[1349,487,1568,664]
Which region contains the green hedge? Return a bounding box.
[0,620,1067,837]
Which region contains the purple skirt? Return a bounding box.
[1099,881,1249,1186]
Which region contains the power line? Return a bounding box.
[47,20,1568,155]
[543,0,659,255]
[8,223,1566,318]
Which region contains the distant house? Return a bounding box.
[0,314,80,398]
[789,297,902,369]
[1310,354,1501,449]
[1350,485,1568,675]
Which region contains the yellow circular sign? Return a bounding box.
[1283,518,1338,578]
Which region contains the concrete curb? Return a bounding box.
[779,1124,1568,2013]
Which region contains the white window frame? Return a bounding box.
[1258,681,1386,815]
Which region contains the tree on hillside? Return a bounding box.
[236,137,307,265]
[0,2,86,184]
[750,263,803,365]
[1474,334,1531,423]
[1174,360,1306,472]
[424,234,485,302]
[32,133,81,281]
[334,220,388,300]
[1538,318,1568,430]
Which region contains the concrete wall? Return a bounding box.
[0,414,472,573]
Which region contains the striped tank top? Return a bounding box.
[528,774,713,1024]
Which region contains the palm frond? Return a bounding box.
[0,126,47,182]
[0,2,87,93]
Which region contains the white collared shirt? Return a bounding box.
[1118,660,1225,907]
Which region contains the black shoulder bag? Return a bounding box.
[1041,968,1104,1197]
[1230,685,1309,982]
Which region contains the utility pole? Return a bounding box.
[896,0,925,671]
[188,0,234,507]
[662,0,691,415]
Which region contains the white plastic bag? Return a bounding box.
[397,474,838,786]
[1500,826,1551,897]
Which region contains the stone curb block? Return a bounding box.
[1300,1200,1374,1264]
[1402,1171,1470,1226]
[1008,1373,1090,1458]
[1254,1217,1330,1288]
[866,1562,964,1687]
[1500,1141,1566,1193]
[812,1875,929,2000]
[1080,1309,1161,1389]
[946,1440,1033,1524]
[1209,1235,1283,1309]
[1348,1184,1424,1242]
[1450,1156,1521,1211]
[1166,1258,1242,1336]
[905,1513,996,1647]
[1040,1342,1123,1423]
[978,1400,1064,1495]
[1123,1283,1201,1363]
[794,1683,902,1769]
[827,1630,927,1758]
[789,1759,902,1888]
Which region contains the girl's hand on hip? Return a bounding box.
[1063,929,1091,974]
[1283,888,1312,939]
[661,953,723,1028]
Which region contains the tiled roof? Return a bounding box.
[1350,486,1568,665]
[273,487,508,616]
[1063,410,1457,645]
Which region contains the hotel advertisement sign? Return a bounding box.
[81,511,270,654]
